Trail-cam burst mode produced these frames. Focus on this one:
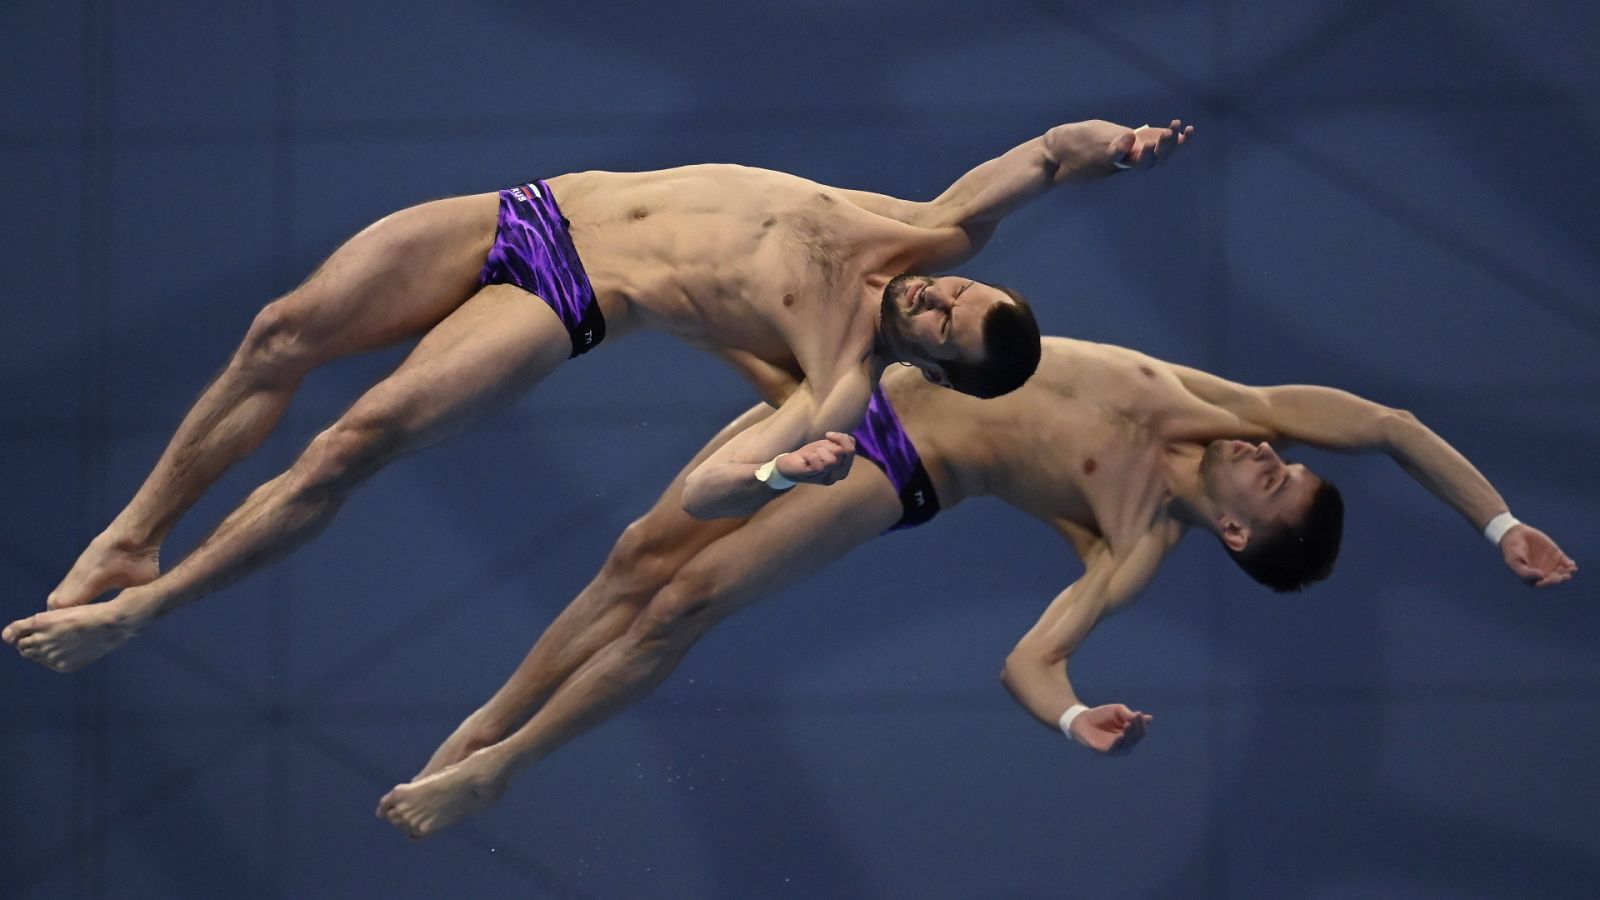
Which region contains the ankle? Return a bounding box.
[95,527,160,557]
[459,709,512,751]
[105,590,159,630]
[462,743,518,786]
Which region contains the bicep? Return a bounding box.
[839,189,994,271]
[1255,385,1399,451]
[1016,536,1166,662]
[835,188,932,225]
[1171,363,1270,415]
[1173,365,1397,451]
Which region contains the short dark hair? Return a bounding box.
[941,286,1041,399]
[1226,479,1346,593]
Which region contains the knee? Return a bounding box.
[600,519,681,602]
[634,565,723,645]
[235,297,318,384]
[298,417,398,492]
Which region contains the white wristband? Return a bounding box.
[1058,703,1090,743]
[1483,511,1520,546]
[755,456,795,491]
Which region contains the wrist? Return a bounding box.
[1058,703,1090,743]
[755,455,796,491]
[1482,511,1520,546]
[1044,121,1098,171]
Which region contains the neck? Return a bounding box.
[1162,442,1221,534]
[871,318,909,369]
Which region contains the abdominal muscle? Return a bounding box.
[547,166,881,368]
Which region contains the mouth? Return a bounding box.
[903,281,927,315]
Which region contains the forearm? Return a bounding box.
[1000,647,1082,730]
[1383,411,1509,530]
[1247,384,1512,531]
[682,375,867,519]
[1000,542,1147,729]
[681,459,787,519]
[925,119,1131,228]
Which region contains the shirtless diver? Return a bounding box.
[374,337,1575,838]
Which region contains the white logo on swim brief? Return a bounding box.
[583,330,594,345]
[913,490,925,506]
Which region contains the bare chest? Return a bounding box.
[987,398,1170,544]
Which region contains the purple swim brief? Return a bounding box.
[852,386,941,532]
[478,180,604,358]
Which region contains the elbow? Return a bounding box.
[1381,406,1418,425]
[920,195,959,229]
[1376,406,1420,444]
[1000,642,1053,689]
[679,470,719,521]
[681,467,756,521]
[999,659,1025,696]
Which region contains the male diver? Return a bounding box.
[5,120,1192,671]
[375,337,1574,838]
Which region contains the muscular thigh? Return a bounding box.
[681,459,904,617]
[286,192,502,357]
[344,283,572,452]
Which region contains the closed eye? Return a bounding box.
[1270,470,1292,495]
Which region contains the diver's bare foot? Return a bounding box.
[378,753,509,839]
[48,534,160,609]
[415,712,506,779]
[3,600,146,672]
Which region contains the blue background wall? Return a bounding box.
[3,2,1596,897]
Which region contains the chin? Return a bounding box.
[879,281,910,338]
[1198,440,1229,494]
[882,274,914,313]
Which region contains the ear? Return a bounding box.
[923,367,951,388]
[1219,517,1251,553]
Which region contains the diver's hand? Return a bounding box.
[775,433,857,486]
[1501,524,1577,587]
[1069,703,1154,756]
[1110,119,1195,172]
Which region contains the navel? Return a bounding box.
[631,207,649,220]
[1083,458,1098,475]
[1139,366,1155,378]
[782,293,796,308]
